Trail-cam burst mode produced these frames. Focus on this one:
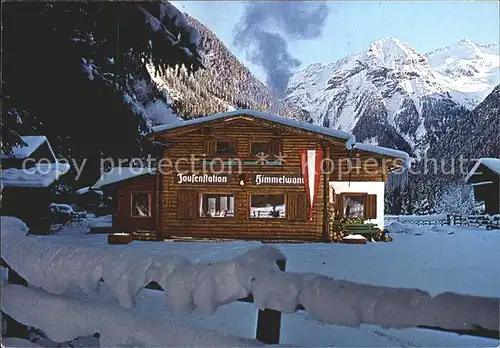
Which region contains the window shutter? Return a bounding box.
[297,192,308,220]
[202,139,216,156]
[335,193,344,218]
[269,139,282,157]
[365,194,377,219]
[287,192,307,220]
[287,193,297,220]
[178,190,198,219]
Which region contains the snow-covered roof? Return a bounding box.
[465,158,500,183]
[1,163,71,188]
[75,186,103,195]
[151,109,357,149]
[151,110,411,163]
[92,167,156,189]
[1,136,55,160]
[352,142,412,164]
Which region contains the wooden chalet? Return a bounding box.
[1,136,70,233]
[465,158,500,214]
[92,167,157,238]
[139,109,410,242]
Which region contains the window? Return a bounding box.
[216,140,236,155]
[200,194,235,218]
[343,194,364,218]
[131,193,151,217]
[250,194,285,219]
[251,142,270,156]
[339,193,377,219]
[250,139,282,157]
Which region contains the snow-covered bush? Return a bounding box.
[49,203,74,214]
[435,184,475,215]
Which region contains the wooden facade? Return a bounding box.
[106,174,158,235]
[465,161,500,215]
[146,112,405,242]
[154,119,323,241]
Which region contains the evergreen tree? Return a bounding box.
[2,1,204,184]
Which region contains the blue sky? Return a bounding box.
[172,1,500,83]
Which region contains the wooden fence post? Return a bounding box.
[255,259,286,344]
[7,268,28,287]
[2,259,29,338]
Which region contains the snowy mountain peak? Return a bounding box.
[426,39,499,107]
[365,37,428,69]
[427,39,487,63]
[285,38,499,157]
[479,43,500,55]
[456,38,481,47]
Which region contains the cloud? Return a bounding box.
[234,1,329,96]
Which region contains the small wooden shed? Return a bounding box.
[92,167,157,239]
[465,158,500,214]
[1,136,70,233]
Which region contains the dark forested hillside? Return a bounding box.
[2,1,204,184]
[428,84,500,159]
[385,85,500,215]
[154,15,307,121]
[2,2,307,186]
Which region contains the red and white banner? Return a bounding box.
[300,149,323,220]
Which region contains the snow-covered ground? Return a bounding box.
[2,215,499,347]
[2,218,494,347]
[44,220,500,298]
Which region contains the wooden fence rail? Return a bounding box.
[449,215,500,229]
[2,258,499,345]
[393,214,500,230]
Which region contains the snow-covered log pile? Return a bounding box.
[1,216,499,346]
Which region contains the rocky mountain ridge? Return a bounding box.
[284,37,499,157]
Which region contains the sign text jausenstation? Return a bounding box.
[254,174,304,186]
[177,173,230,184]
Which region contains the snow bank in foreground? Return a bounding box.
[1,216,190,309]
[165,246,285,315]
[0,337,40,347]
[2,216,498,339]
[295,276,498,331]
[1,216,284,314]
[1,284,264,347]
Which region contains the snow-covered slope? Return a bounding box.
[150,15,304,121]
[285,38,499,156]
[427,39,500,108]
